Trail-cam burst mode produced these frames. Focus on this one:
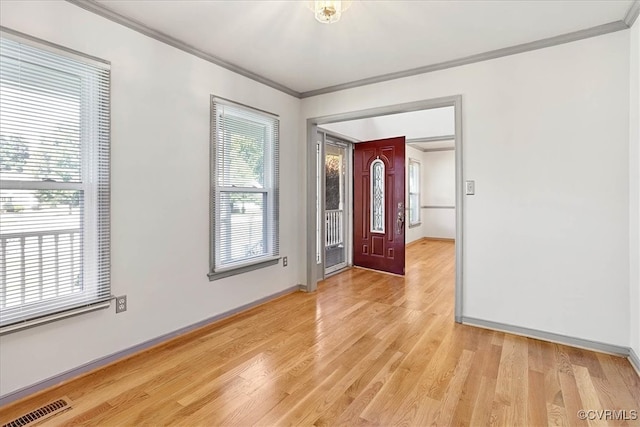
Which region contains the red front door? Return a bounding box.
[353,136,406,275]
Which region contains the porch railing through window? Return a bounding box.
[0,228,82,309]
[325,209,343,247]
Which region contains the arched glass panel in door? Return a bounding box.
[370,159,385,233]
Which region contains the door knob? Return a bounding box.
[397,202,405,234]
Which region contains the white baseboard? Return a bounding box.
[462,316,629,356]
[629,348,640,377]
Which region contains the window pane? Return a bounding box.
[0,33,110,331]
[371,160,385,233]
[218,114,266,188]
[316,141,322,264]
[211,99,279,276]
[1,189,83,308]
[0,56,82,183]
[408,160,420,225]
[325,153,341,210]
[409,163,419,190]
[409,194,420,224]
[218,191,266,265]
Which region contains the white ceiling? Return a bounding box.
[93,0,634,95]
[321,107,454,142]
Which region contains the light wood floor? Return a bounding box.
[1,240,639,426]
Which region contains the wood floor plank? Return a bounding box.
[359,315,452,425]
[382,320,458,426]
[547,402,570,427]
[558,371,589,427]
[567,347,606,380]
[609,355,640,406]
[573,365,608,427]
[543,342,568,409]
[469,375,498,426]
[529,369,549,427]
[331,350,405,427]
[448,332,492,426]
[256,365,347,426]
[509,335,530,427]
[430,349,475,426]
[1,240,638,427]
[595,353,640,415]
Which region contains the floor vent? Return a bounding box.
[2,397,73,427]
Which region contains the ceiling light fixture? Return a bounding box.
[310,1,352,24]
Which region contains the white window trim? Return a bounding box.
[408,158,421,228]
[208,96,280,280]
[0,28,111,334]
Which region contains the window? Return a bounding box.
[316,140,322,265]
[370,158,385,233]
[209,98,279,279]
[408,159,421,227]
[0,31,111,332]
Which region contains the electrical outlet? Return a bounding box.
[283,256,288,267]
[116,295,127,313]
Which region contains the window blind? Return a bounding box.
[0,31,111,332]
[210,99,279,275]
[408,159,420,226]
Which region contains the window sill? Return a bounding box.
[208,257,280,281]
[408,222,422,229]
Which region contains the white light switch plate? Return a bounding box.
[465,180,475,195]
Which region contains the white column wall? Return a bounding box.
[422,150,456,239]
[629,19,640,358]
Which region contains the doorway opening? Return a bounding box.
[305,96,463,322]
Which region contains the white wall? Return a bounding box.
[302,31,631,347]
[0,1,303,397]
[406,148,457,243]
[630,19,640,358]
[422,150,456,239]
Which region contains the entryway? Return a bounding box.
[306,96,464,322]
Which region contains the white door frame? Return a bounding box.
[305,95,464,322]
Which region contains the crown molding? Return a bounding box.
[66,1,633,100]
[624,0,640,27]
[300,20,628,98]
[415,146,456,153]
[407,136,455,152]
[66,0,302,98]
[406,135,455,144]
